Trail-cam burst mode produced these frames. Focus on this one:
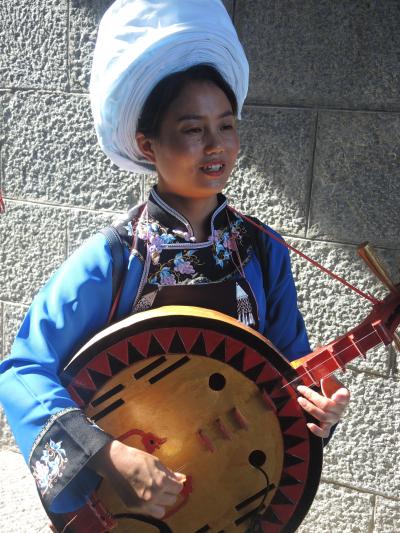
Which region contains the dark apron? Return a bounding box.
[134,276,259,331]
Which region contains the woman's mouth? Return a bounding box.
[200,163,225,176]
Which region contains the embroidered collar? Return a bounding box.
[148,186,228,242]
[115,187,252,281]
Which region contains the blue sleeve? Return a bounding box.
[258,226,311,361]
[0,233,115,512]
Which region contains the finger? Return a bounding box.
[307,422,332,439]
[145,503,166,519]
[153,491,179,507]
[297,385,338,412]
[161,475,186,494]
[141,482,181,508]
[320,375,345,398]
[321,377,350,405]
[141,487,154,501]
[331,387,350,406]
[297,396,340,424]
[157,464,186,484]
[160,466,186,482]
[173,472,187,482]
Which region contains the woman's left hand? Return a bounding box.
[296,375,350,438]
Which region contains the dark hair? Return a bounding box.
[137,64,238,138]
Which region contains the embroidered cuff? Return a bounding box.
[29,408,113,513]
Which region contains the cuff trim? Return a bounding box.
[28,408,113,511]
[29,407,81,463]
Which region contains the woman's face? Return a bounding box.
[137,80,240,199]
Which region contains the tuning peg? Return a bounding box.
[357,243,400,354]
[358,242,399,293]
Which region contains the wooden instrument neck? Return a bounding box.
[292,291,400,387]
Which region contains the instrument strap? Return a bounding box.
[99,226,125,304]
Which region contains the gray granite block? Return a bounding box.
[2,302,27,359]
[289,238,400,376]
[143,174,158,200]
[67,208,116,255]
[0,451,48,532]
[0,1,68,90]
[322,370,400,496]
[0,201,66,304]
[0,94,7,142]
[297,482,373,533]
[2,91,142,211]
[222,0,234,18]
[374,496,400,533]
[226,105,316,236]
[69,0,114,92]
[236,0,400,110]
[309,111,400,247]
[0,409,18,451]
[0,302,3,358]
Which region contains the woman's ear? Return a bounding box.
[136,132,157,163]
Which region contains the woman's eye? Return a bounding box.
[185,127,202,134]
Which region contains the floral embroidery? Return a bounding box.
[135,207,249,286]
[137,219,188,265]
[158,267,176,285]
[174,252,196,275]
[32,439,68,496]
[149,250,203,285]
[123,222,134,237]
[209,217,246,268]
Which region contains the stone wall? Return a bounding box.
[1,1,399,531]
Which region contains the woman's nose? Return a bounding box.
[204,130,224,154]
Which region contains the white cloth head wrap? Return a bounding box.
[90,0,249,174]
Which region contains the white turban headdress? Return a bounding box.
[90,0,249,174]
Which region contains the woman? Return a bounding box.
[0,0,349,527]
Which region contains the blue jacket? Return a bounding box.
[0,188,310,513]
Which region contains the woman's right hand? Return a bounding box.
[88,440,186,519]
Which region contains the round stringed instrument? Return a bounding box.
[58,241,400,533]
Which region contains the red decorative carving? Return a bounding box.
[129,331,151,356]
[88,352,112,376]
[117,428,167,453]
[152,328,177,353]
[197,429,215,452]
[178,327,205,353]
[202,330,225,356]
[107,340,129,365]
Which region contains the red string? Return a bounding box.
[0,190,5,214]
[228,206,379,305]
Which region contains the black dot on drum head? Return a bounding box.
[209,373,226,391]
[249,450,267,468]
